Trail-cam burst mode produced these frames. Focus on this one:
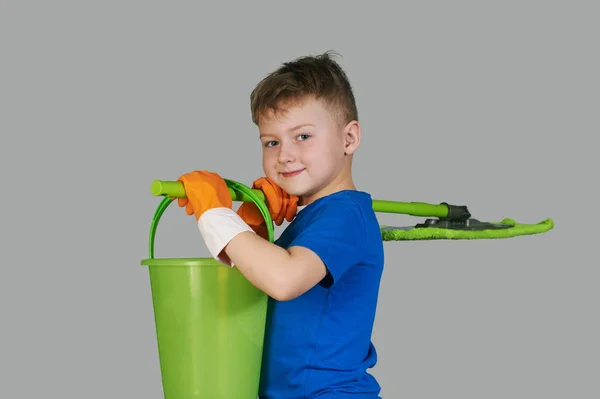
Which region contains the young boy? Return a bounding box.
[176,51,385,398]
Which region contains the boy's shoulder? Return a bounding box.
[279,189,381,249]
[277,189,383,288]
[298,189,374,217]
[289,190,383,287]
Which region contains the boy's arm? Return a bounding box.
[222,231,327,301]
[176,170,322,300]
[197,205,327,302]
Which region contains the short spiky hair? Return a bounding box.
[250,50,358,128]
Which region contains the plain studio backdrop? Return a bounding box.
[1,1,597,398]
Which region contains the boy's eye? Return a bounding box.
[263,134,309,147]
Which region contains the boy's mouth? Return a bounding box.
[281,169,304,178]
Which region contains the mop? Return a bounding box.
[150,179,554,241]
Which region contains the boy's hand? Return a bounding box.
[176,170,232,220]
[237,177,298,238]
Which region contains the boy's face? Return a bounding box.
[258,96,360,205]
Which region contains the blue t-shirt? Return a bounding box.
[258,190,385,399]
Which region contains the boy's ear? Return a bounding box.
[343,120,361,155]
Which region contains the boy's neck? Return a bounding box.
[299,168,356,206]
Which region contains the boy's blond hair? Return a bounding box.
[250,50,358,129]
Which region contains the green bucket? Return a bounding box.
[141,179,274,399]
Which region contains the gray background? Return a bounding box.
[1,1,597,398]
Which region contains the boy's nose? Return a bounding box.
[277,143,296,163]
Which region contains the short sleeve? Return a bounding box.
[288,200,367,288]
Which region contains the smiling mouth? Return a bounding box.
[281,169,304,178]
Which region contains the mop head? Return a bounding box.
[380,217,554,241]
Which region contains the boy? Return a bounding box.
[176,51,385,398]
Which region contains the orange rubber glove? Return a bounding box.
[176,170,233,220]
[176,170,256,267]
[237,177,299,239]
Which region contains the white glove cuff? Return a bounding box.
[197,207,255,267]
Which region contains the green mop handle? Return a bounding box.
[151,180,259,203]
[150,180,464,219]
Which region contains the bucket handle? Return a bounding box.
[148,178,275,259]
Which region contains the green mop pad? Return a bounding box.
[150,180,555,241]
[380,217,554,241]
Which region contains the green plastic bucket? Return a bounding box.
[141,179,274,399]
